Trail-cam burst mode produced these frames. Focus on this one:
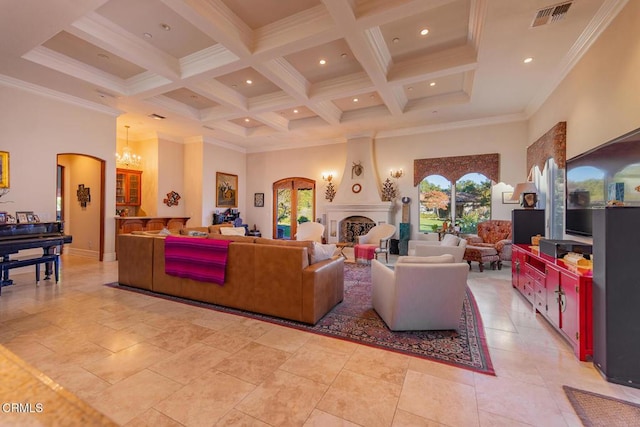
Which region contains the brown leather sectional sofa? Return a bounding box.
[117,230,344,325]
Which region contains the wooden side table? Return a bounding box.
[336,242,353,260]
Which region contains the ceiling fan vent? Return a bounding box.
[531,1,572,27]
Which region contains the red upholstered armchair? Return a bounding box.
[464,220,513,263]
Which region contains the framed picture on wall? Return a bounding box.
[0,212,6,224]
[0,151,9,188]
[216,172,238,208]
[502,192,518,204]
[254,193,264,207]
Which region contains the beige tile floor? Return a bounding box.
[1,254,640,426]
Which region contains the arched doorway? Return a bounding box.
[57,154,105,261]
[273,177,316,240]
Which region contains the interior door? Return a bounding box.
[273,178,315,240]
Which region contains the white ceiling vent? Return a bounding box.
[531,1,572,27]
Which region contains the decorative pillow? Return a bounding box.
[220,226,246,236]
[311,242,337,264]
[440,234,460,246]
[398,254,455,264]
[187,230,208,237]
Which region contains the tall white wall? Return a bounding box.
[529,0,640,158]
[246,120,527,238]
[0,83,117,259]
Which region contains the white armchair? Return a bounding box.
[372,256,469,331]
[355,224,396,263]
[295,221,325,243]
[411,234,467,263]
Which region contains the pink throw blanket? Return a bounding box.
[164,236,230,285]
[354,244,377,260]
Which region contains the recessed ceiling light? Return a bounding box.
[293,109,299,114]
[524,57,534,64]
[408,87,413,91]
[231,84,237,88]
[97,53,109,60]
[420,28,429,36]
[245,79,253,85]
[190,95,198,99]
[244,118,250,122]
[319,59,327,65]
[430,82,436,87]
[392,37,400,43]
[149,113,166,120]
[160,23,171,31]
[353,98,359,103]
[143,32,153,39]
[340,53,347,58]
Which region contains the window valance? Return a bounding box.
[413,153,500,186]
[527,121,566,173]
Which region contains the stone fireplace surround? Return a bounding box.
[325,203,393,244]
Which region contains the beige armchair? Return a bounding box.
[295,221,325,243]
[355,224,396,263]
[413,236,467,263]
[371,256,469,331]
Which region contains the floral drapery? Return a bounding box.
[413,153,500,186]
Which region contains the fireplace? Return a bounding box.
[323,136,394,243]
[339,216,375,243]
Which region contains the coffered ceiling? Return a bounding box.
[0,0,625,151]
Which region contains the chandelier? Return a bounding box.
[116,125,141,168]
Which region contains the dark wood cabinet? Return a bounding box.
[116,168,142,206]
[512,244,593,361]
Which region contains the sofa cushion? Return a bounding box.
[440,234,460,246]
[254,238,317,264]
[179,227,209,235]
[398,254,455,264]
[208,224,233,234]
[208,234,256,243]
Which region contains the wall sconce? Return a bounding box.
[322,172,336,202]
[511,182,538,208]
[390,169,403,179]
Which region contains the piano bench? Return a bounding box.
[0,254,60,289]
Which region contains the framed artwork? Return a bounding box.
[502,192,518,204]
[254,192,264,207]
[0,212,6,224]
[216,172,238,208]
[16,211,33,223]
[0,151,9,188]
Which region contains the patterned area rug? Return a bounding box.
[563,385,640,426]
[109,263,494,375]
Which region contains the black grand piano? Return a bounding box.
[0,222,72,289]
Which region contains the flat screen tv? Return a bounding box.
[565,128,640,237]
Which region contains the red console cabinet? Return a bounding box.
[512,244,593,361]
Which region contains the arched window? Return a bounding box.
[419,175,451,232]
[419,173,491,233]
[273,177,316,240]
[455,173,491,233]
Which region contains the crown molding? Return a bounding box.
[0,73,121,116]
[525,0,628,117]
